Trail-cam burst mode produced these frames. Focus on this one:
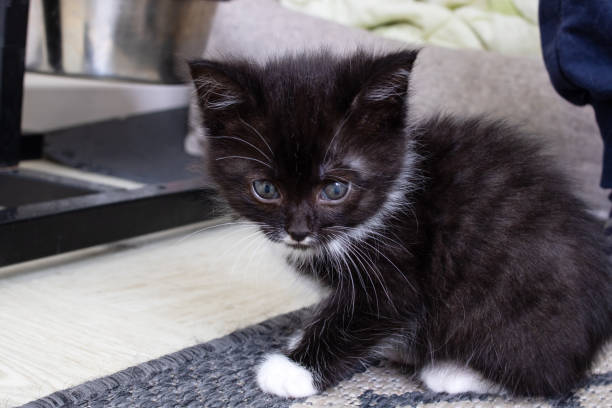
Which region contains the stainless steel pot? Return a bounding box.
[26,0,218,83]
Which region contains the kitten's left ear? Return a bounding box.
[353,50,419,117]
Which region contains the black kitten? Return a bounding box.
[189,50,612,398]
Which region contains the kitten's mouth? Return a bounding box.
[286,243,312,251]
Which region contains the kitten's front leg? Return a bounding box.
[256,303,402,398]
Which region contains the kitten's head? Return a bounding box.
[189,50,419,254]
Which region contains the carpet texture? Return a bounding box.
[21,309,612,408]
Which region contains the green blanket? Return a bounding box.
[280,0,540,56]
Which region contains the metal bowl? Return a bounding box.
[26,0,218,84]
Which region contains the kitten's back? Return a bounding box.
[411,115,612,395]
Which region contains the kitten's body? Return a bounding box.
[190,51,612,398]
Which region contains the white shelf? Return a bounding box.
[21,73,192,133]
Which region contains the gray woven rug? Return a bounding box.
[21,309,612,408]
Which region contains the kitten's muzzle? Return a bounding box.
[283,233,314,249]
[287,230,309,242]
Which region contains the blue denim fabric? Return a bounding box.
[539,1,612,187]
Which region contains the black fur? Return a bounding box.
[190,50,612,397]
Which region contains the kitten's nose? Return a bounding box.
[288,229,309,242]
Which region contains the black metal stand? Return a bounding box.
[0,0,29,166]
[0,177,219,266]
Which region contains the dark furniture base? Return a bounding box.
[0,172,219,267]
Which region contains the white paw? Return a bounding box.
[420,361,501,394]
[256,353,318,398]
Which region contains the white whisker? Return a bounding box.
[172,220,255,246]
[208,135,272,163]
[216,155,273,169]
[239,117,274,157]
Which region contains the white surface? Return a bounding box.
[0,222,323,407]
[21,73,192,132]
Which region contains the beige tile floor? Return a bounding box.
[0,167,323,407]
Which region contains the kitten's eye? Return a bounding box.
[321,181,349,201]
[252,180,280,201]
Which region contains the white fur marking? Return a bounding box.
[283,235,314,246]
[256,353,317,398]
[365,69,409,101]
[286,330,304,352]
[420,361,502,394]
[346,155,366,171]
[327,239,344,257]
[326,145,421,253]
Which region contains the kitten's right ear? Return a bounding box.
[188,60,251,116]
